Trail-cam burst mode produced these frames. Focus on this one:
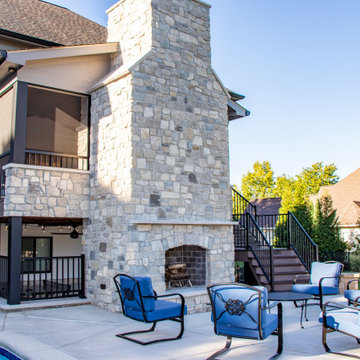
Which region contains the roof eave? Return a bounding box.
[227,99,251,120]
[6,43,119,65]
[0,28,62,47]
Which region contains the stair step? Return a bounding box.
[255,267,307,275]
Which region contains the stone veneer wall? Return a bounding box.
[85,0,234,312]
[3,164,89,218]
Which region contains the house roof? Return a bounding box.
[251,197,282,216]
[312,168,360,226]
[0,0,107,46]
[248,197,282,228]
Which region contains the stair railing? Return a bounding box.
[246,213,274,290]
[232,188,256,225]
[288,211,318,272]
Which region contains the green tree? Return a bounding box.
[273,175,294,198]
[297,162,338,195]
[278,162,338,236]
[240,161,275,200]
[313,195,347,253]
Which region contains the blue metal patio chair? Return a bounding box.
[344,279,360,306]
[207,283,283,360]
[320,300,360,358]
[292,261,344,309]
[113,274,186,345]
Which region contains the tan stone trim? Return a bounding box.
[132,220,237,226]
[3,163,89,175]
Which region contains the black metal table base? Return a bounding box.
[268,292,314,328]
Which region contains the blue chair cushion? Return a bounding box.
[292,283,339,295]
[319,308,360,338]
[216,313,278,340]
[344,290,360,303]
[126,299,187,322]
[310,262,342,287]
[120,276,155,312]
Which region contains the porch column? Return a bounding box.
[10,81,28,164]
[7,216,22,304]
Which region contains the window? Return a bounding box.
[21,237,52,273]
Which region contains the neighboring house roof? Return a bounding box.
[311,168,360,226]
[0,0,107,46]
[247,197,282,227]
[251,197,282,216]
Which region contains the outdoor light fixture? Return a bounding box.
[70,227,79,239]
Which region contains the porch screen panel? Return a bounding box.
[0,87,13,154]
[26,86,89,162]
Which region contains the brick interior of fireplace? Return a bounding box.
[165,245,206,286]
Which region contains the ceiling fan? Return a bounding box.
[51,226,83,239]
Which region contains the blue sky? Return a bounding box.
[48,0,360,184]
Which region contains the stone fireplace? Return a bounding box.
[84,0,237,313]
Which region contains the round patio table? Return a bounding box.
[268,292,314,328]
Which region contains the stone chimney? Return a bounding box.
[86,0,234,312]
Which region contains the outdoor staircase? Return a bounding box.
[248,249,308,291]
[232,188,318,291]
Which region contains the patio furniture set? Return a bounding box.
[113,261,360,359]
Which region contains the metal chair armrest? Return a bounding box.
[323,300,358,314]
[263,301,280,311]
[154,292,186,306]
[319,275,340,287]
[347,278,359,290]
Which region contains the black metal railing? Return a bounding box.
[255,213,289,247]
[232,188,256,223]
[0,256,8,298]
[25,150,88,171]
[288,212,318,272]
[20,255,85,301]
[246,213,274,290]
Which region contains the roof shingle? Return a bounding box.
[0,0,107,46]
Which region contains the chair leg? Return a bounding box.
[207,336,232,360]
[322,322,360,358]
[116,316,185,345]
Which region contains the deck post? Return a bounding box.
[7,216,22,305]
[79,254,86,298]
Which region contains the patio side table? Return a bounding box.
[268,292,314,328]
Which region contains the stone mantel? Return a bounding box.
[132,220,238,226]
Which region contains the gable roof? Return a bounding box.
[0,0,107,46]
[312,168,360,226]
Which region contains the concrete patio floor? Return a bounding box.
[0,295,359,359]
